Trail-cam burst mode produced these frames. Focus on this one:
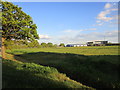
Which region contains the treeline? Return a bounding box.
[40,43,65,48]
[4,40,65,49]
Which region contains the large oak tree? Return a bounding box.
[1,1,39,58]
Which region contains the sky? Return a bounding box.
[12,2,118,45]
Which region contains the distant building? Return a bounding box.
[87,40,108,46]
[94,41,108,44]
[66,40,119,47]
[66,44,87,47]
[66,44,74,47]
[87,42,93,46]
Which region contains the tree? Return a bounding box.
[1,1,39,58]
[41,43,47,48]
[28,40,39,48]
[59,43,65,47]
[47,42,53,47]
[54,44,58,47]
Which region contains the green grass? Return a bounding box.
[3,59,93,89]
[6,46,120,88]
[7,46,119,55]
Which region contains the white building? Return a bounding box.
[87,40,108,46]
[66,44,87,47]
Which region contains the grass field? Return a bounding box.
[3,58,93,89]
[7,46,119,55]
[5,46,120,88]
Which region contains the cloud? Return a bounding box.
[104,3,112,9]
[63,28,97,33]
[63,30,73,33]
[87,28,97,31]
[98,23,104,26]
[39,34,51,39]
[111,15,120,20]
[96,20,101,23]
[111,8,118,11]
[58,28,98,44]
[63,29,82,33]
[96,3,118,26]
[75,30,118,42]
[59,29,119,44]
[97,10,113,22]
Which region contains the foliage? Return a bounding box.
[4,39,40,49]
[27,40,39,48]
[40,43,47,48]
[47,42,53,47]
[54,44,58,47]
[59,43,65,47]
[2,1,39,41]
[2,59,93,89]
[4,40,28,49]
[40,42,58,48]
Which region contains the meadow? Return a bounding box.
[4,46,120,88]
[3,59,93,89]
[7,46,119,55]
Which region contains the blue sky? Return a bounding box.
[13,2,118,44]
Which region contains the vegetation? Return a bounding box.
[47,42,53,47]
[1,1,39,58]
[1,1,119,89]
[40,42,57,48]
[2,1,39,40]
[2,58,93,89]
[7,46,119,55]
[59,43,65,47]
[6,46,120,88]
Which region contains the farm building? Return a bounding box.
[87,40,108,46]
[94,41,108,44]
[66,41,119,47]
[87,42,93,46]
[66,44,87,47]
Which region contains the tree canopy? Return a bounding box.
[2,1,39,41]
[59,43,65,47]
[47,42,53,47]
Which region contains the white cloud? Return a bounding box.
[104,3,112,9]
[39,34,51,39]
[63,28,97,33]
[88,28,97,31]
[111,8,118,11]
[96,3,118,26]
[96,20,101,23]
[112,15,118,20]
[63,30,73,33]
[97,10,113,22]
[98,23,104,26]
[76,30,118,43]
[63,29,82,33]
[59,29,119,44]
[58,28,98,44]
[80,28,97,31]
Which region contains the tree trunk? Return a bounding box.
[1,37,5,59]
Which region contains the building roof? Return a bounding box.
[66,44,87,45]
[87,40,108,42]
[94,40,108,42]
